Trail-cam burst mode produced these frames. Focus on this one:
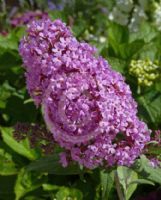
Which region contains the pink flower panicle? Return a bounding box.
[10,11,48,27]
[19,17,151,169]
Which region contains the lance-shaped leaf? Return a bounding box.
[27,154,82,175]
[0,148,18,175]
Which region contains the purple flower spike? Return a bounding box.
[19,17,151,168]
[10,11,48,27]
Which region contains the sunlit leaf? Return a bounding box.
[0,148,18,175]
[100,170,114,200]
[43,184,83,200]
[14,168,47,200]
[117,166,138,200]
[0,127,40,160]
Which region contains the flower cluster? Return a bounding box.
[129,59,160,87]
[10,11,48,27]
[19,18,150,168]
[19,18,72,105]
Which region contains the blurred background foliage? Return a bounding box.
[0,0,161,199]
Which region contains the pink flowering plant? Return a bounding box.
[0,1,161,200]
[19,18,151,169]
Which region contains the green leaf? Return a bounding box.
[14,27,26,40]
[134,155,161,185]
[27,154,82,175]
[130,22,158,43]
[107,23,144,59]
[72,18,87,37]
[75,173,98,200]
[0,81,15,109]
[14,168,47,200]
[42,184,60,191]
[139,43,158,61]
[117,166,138,200]
[155,82,161,92]
[56,187,83,200]
[108,57,126,74]
[0,127,40,160]
[100,170,114,200]
[108,23,129,57]
[0,140,26,168]
[43,184,83,200]
[108,23,129,44]
[48,10,66,22]
[119,40,144,59]
[138,93,161,125]
[0,34,18,50]
[0,50,21,71]
[129,179,154,186]
[0,148,18,175]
